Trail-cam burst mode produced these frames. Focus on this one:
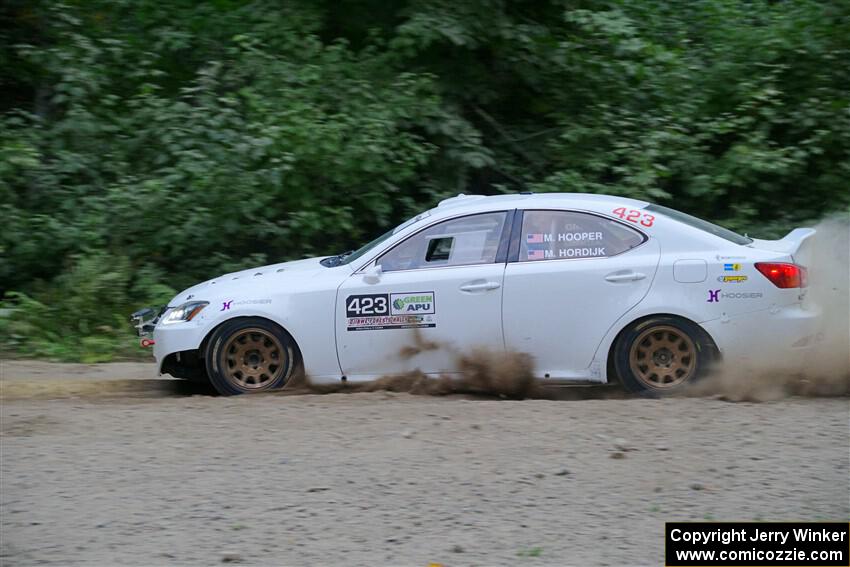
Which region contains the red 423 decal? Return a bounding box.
[612,207,655,227]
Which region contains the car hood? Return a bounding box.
[168,256,351,305]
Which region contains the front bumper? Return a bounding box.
[131,305,204,373]
[151,321,208,372]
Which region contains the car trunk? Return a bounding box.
[749,227,816,267]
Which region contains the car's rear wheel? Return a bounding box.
[205,317,297,395]
[613,316,714,395]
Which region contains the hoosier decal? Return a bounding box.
[707,289,763,302]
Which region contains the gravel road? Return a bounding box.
[1,361,848,566]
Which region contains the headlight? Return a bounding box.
[160,301,209,325]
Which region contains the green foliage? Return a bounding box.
[1,0,848,359]
[0,253,174,362]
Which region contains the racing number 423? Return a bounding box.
[612,207,654,227]
[346,294,389,317]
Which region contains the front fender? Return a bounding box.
[154,296,342,379]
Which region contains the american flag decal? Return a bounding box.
[527,233,544,244]
[527,249,545,260]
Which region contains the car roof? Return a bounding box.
[433,192,650,214]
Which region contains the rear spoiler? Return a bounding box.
[750,228,816,263]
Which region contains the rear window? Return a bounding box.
[520,210,645,261]
[644,204,752,245]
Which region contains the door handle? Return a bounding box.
[605,271,646,283]
[459,281,501,292]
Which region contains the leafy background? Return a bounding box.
[1,0,848,361]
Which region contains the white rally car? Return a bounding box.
[132,193,818,395]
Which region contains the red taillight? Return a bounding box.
[755,262,808,288]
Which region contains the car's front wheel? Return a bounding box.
[613,316,715,395]
[205,317,297,395]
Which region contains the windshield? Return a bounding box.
[644,204,752,245]
[332,211,431,266]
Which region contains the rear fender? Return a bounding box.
[593,307,721,384]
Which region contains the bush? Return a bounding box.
[1,0,848,360]
[0,254,175,362]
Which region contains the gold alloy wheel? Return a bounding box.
[222,328,287,390]
[628,325,697,389]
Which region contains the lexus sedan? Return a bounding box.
[132,193,818,395]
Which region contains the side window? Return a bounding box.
[378,212,508,272]
[520,210,644,262]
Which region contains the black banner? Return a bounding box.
[666,522,849,566]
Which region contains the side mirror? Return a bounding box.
[362,263,382,284]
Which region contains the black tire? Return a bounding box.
[204,317,298,396]
[613,316,715,395]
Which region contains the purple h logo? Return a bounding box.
[221,300,233,311]
[707,289,720,303]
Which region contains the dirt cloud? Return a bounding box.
[301,346,539,399]
[292,327,541,398]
